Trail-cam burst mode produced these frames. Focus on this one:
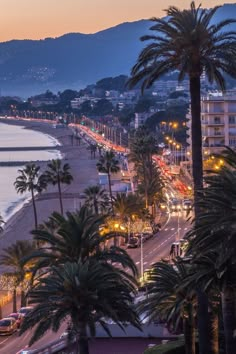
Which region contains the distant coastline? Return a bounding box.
[0,118,62,222]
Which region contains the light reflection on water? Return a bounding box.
[0,123,61,221]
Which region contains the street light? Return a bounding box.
[140,234,144,282]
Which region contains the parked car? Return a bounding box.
[127,237,140,248]
[18,306,33,317]
[0,317,18,334]
[8,313,23,328]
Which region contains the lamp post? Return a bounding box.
[140,234,144,281]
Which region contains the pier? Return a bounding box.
[0,146,61,152]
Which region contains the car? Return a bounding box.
[8,313,23,328]
[170,198,182,212]
[127,237,140,248]
[0,317,18,335]
[182,199,192,211]
[18,306,33,317]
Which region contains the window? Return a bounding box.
[229,138,236,146]
[229,115,236,124]
[214,127,223,136]
[214,116,221,124]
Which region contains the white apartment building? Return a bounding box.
[187,91,236,155]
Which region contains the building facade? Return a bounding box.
[187,91,236,155]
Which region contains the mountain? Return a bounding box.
[0,3,235,97]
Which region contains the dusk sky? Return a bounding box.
[0,0,235,42]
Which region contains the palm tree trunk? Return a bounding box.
[94,198,98,214]
[221,284,236,354]
[21,289,26,307]
[209,308,219,354]
[184,303,196,354]
[13,288,17,313]
[78,327,89,354]
[190,75,209,354]
[31,189,38,229]
[58,180,64,215]
[107,172,116,246]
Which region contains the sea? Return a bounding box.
[0,122,61,222]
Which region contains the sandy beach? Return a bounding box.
[0,118,99,255]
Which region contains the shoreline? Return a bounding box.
[0,118,99,257]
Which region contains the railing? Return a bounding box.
[30,338,77,354]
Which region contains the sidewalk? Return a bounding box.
[1,294,21,318]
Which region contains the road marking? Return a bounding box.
[136,261,140,265]
[171,228,175,230]
[164,228,168,231]
[144,262,148,265]
[184,227,188,230]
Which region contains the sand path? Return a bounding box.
[0,119,99,253]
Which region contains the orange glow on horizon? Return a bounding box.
[0,0,234,42]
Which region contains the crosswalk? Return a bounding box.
[163,227,188,232]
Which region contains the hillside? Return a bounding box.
[0,3,235,97]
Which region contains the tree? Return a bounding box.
[86,144,97,159]
[83,185,108,214]
[14,164,47,229]
[19,261,141,354]
[44,159,73,215]
[96,150,120,216]
[29,206,138,277]
[113,193,144,222]
[0,240,37,310]
[129,127,159,208]
[128,3,236,351]
[139,259,196,354]
[187,165,236,354]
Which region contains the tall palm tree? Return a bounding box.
[128,3,236,351]
[96,150,120,214]
[0,240,37,310]
[83,185,108,214]
[128,2,236,201]
[44,159,73,215]
[187,166,236,354]
[14,163,47,229]
[19,261,141,354]
[138,259,196,354]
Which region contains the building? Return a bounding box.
[187,91,236,155]
[134,112,152,129]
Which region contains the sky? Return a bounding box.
[0,0,235,42]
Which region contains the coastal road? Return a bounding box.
[127,210,191,275]
[0,209,191,354]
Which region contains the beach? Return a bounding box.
[0,118,99,254]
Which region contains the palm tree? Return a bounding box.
[83,185,108,214]
[19,261,141,353]
[187,166,236,354]
[128,3,236,351]
[96,150,120,214]
[29,206,138,277]
[0,240,37,310]
[87,144,97,159]
[129,127,159,208]
[14,164,47,229]
[44,159,73,215]
[128,2,236,201]
[138,259,196,354]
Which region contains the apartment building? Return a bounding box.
[187,91,236,155]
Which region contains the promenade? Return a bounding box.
[0,119,99,252]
